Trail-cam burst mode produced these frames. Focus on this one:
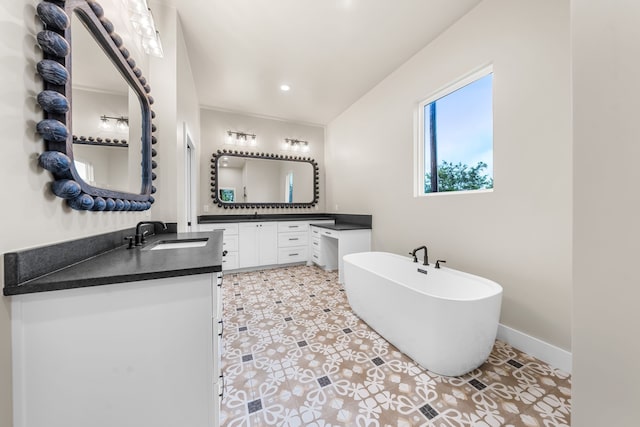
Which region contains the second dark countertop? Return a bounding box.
[198,213,372,229]
[309,223,371,231]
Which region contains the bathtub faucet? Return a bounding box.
[410,246,429,266]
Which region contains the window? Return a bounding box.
[417,68,493,195]
[219,188,235,202]
[74,159,95,186]
[284,172,294,203]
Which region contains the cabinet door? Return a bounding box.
[258,222,278,265]
[238,223,259,268]
[11,275,215,427]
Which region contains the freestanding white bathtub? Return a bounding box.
[343,252,502,376]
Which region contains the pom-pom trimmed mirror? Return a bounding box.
[35,0,157,211]
[211,150,319,209]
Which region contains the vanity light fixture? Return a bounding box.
[282,138,310,152]
[226,130,257,147]
[99,115,129,130]
[126,0,164,57]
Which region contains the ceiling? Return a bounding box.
[155,0,481,125]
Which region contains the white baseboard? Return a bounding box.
[497,324,572,374]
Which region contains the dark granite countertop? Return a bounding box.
[4,231,223,296]
[198,213,372,229]
[309,223,371,231]
[198,214,333,223]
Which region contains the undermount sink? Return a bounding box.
[149,238,208,250]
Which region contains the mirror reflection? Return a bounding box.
[217,155,315,204]
[70,10,142,193]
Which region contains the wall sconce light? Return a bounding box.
[99,115,129,131]
[226,130,257,146]
[282,138,310,152]
[126,0,164,57]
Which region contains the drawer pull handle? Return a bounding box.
[313,255,318,259]
[313,242,318,246]
[219,374,225,399]
[288,226,298,228]
[289,238,299,241]
[289,253,299,256]
[326,231,332,235]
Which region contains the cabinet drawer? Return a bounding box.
[213,319,223,381]
[320,228,338,238]
[223,234,238,252]
[213,273,223,319]
[310,227,321,238]
[199,223,239,235]
[311,251,323,265]
[278,221,309,233]
[278,231,308,247]
[311,237,320,250]
[222,251,238,270]
[278,246,308,264]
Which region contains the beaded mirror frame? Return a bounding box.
[35,0,157,211]
[211,150,320,209]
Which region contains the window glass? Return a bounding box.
[421,71,493,194]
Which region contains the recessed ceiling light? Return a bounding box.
[280,84,291,92]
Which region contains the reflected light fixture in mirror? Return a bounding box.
[282,138,310,152]
[226,130,257,147]
[99,115,129,131]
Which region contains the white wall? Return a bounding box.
[176,15,201,231]
[326,0,572,351]
[199,109,325,215]
[245,159,281,203]
[0,1,157,424]
[572,0,640,424]
[147,2,201,231]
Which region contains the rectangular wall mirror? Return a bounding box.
[211,151,319,209]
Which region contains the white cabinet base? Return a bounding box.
[11,275,218,427]
[310,227,371,283]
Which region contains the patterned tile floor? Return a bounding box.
[219,265,571,427]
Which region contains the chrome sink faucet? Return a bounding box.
[410,246,429,266]
[135,221,167,246]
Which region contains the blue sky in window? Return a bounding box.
[424,73,493,178]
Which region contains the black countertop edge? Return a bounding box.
[309,223,371,231]
[198,213,333,223]
[198,213,372,228]
[4,230,223,296]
